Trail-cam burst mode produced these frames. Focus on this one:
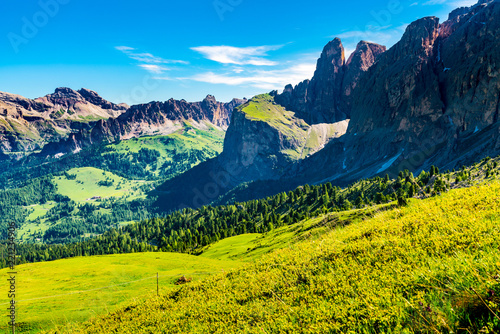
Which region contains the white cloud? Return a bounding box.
[115,46,135,52]
[422,0,446,5]
[151,76,173,81]
[344,48,355,60]
[449,0,477,7]
[115,46,188,75]
[191,45,283,66]
[187,62,316,91]
[335,23,409,55]
[138,64,170,74]
[423,0,476,6]
[337,30,394,46]
[127,52,188,65]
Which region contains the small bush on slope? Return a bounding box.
[54,181,500,333]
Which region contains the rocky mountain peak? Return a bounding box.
[395,17,440,57]
[77,88,126,111]
[341,41,386,112]
[319,37,345,67]
[346,41,386,68]
[203,94,217,103]
[275,38,385,124]
[52,87,82,100]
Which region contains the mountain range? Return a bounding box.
[154,0,500,210]
[1,0,499,212]
[0,87,245,158]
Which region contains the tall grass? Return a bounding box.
[57,181,500,333]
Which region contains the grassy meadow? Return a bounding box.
[53,167,148,202]
[52,181,500,333]
[0,252,243,333]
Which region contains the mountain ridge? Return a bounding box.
[152,0,500,211]
[0,88,246,157]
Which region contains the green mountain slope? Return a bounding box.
[2,204,382,333]
[5,156,499,268]
[53,181,500,333]
[152,94,349,211]
[0,252,242,334]
[0,125,225,242]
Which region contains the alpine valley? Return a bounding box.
[1,0,500,333]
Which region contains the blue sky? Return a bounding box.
[0,0,477,105]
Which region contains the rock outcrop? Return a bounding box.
[275,39,386,124]
[341,41,387,113]
[291,0,500,185]
[34,87,126,119]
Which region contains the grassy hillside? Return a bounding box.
[103,124,224,179]
[59,181,500,333]
[199,207,381,263]
[238,94,350,161]
[7,205,375,333]
[13,167,153,243]
[0,252,243,333]
[1,124,225,242]
[240,94,309,139]
[53,167,148,202]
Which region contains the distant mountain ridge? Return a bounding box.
[0,87,246,157]
[41,94,246,155]
[0,88,126,154]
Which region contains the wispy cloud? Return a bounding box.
[191,45,283,66]
[117,43,316,93]
[334,23,408,59]
[423,0,476,6]
[422,0,446,5]
[138,64,170,74]
[116,46,188,74]
[336,24,408,47]
[115,46,135,52]
[187,62,316,90]
[449,0,478,7]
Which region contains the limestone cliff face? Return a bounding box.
[341,41,387,113]
[219,96,307,183]
[217,95,348,184]
[343,17,443,170]
[275,39,386,124]
[344,1,500,173]
[439,1,500,135]
[292,0,500,185]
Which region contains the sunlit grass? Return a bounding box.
[62,181,500,333]
[0,252,243,333]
